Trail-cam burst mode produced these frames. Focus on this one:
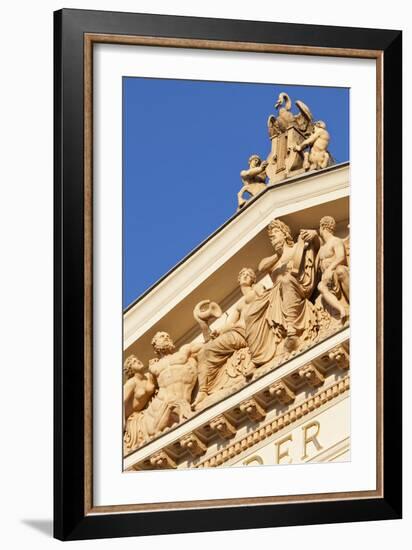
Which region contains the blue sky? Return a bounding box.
[123,78,349,308]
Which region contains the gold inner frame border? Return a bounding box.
[83,33,384,515]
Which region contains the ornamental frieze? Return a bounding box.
[126,337,349,471]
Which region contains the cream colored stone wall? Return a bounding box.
[231,397,350,467]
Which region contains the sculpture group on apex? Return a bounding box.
[238,91,333,209]
[124,215,350,454]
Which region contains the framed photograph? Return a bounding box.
[54,8,402,541]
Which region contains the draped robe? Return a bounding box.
[244,238,318,366]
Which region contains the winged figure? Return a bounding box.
[267,92,314,138]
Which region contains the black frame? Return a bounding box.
[54,8,402,541]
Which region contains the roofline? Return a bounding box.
[124,161,350,313]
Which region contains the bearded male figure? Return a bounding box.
[257,219,319,350]
[124,332,201,452]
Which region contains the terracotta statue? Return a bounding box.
[124,332,201,451]
[258,219,319,351]
[273,92,295,133]
[267,92,314,138]
[294,120,331,170]
[237,155,268,209]
[123,354,155,429]
[193,300,222,342]
[192,267,265,409]
[301,216,349,321]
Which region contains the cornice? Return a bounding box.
[196,375,349,469]
[125,333,350,471]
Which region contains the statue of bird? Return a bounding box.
[267,92,315,138]
[274,92,295,131]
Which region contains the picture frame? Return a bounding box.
[54,8,402,541]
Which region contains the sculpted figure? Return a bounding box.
[301,216,349,321]
[238,155,268,209]
[294,120,331,170]
[123,354,155,429]
[272,92,295,133]
[124,332,201,452]
[193,267,266,409]
[267,92,314,138]
[193,300,223,343]
[258,219,319,350]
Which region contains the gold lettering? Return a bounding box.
[243,455,264,466]
[275,435,293,464]
[302,421,322,459]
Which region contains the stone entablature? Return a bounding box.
[122,164,350,470]
[199,379,349,469]
[124,331,349,471]
[229,396,350,468]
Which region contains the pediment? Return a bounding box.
[124,163,349,361]
[123,163,350,470]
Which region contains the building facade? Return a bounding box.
[123,160,350,472]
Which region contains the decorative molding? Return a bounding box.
[210,415,237,440]
[180,433,207,458]
[196,376,349,469]
[240,398,267,422]
[268,381,296,404]
[306,436,350,463]
[298,364,325,387]
[329,346,350,370]
[149,451,177,470]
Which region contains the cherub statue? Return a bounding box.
[294,120,332,171]
[237,155,268,209]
